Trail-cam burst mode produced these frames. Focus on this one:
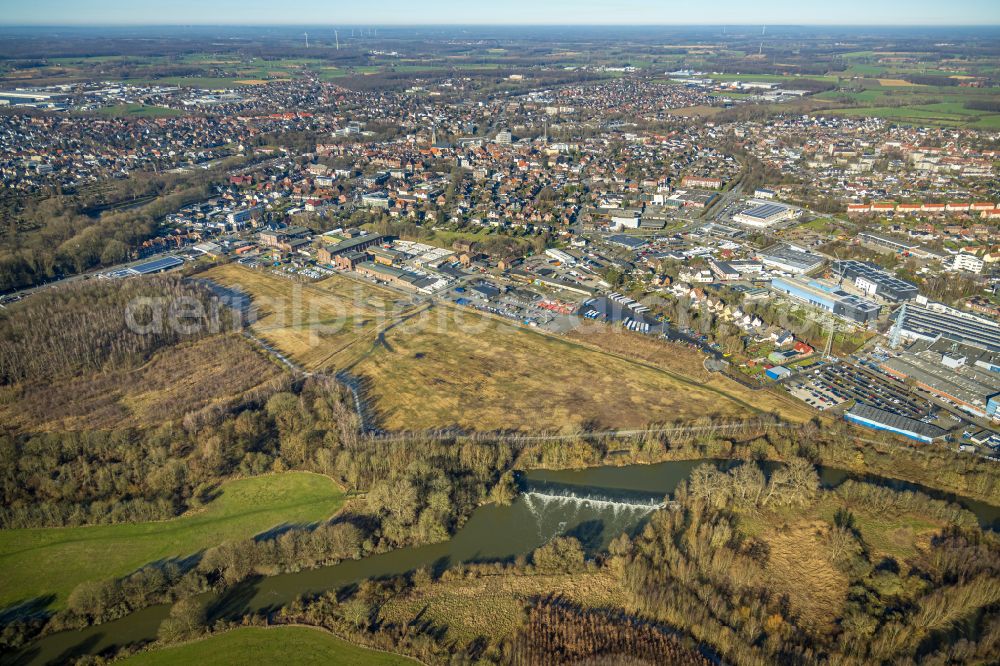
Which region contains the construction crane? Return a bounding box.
[822,314,836,360]
[890,303,907,349]
[818,255,847,360]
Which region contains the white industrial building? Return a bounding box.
[758,244,825,275]
[733,201,796,228]
[545,248,576,265]
[609,210,642,230]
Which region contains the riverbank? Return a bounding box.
[0,472,345,611]
[13,458,998,665]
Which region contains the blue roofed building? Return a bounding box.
[770,276,880,324]
[845,403,947,444]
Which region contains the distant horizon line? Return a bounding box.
[2,22,999,28]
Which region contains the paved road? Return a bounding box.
[0,249,184,304]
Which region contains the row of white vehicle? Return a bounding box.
[622,318,650,333]
[608,292,649,313]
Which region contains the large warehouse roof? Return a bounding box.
[130,256,184,275]
[833,260,919,301]
[894,303,1000,353]
[846,403,947,442]
[759,244,825,273]
[740,203,788,220]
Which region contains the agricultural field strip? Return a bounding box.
[117,625,418,666]
[0,473,345,609]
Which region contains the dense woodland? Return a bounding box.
[0,371,516,535]
[0,276,232,384]
[618,463,1000,666]
[0,162,242,293]
[506,598,713,666]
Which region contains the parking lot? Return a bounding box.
[579,295,666,335]
[788,361,940,420]
[452,283,569,329]
[787,374,847,411]
[234,258,338,282]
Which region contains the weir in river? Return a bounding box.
[521,484,667,541]
[16,460,999,665]
[523,489,663,514]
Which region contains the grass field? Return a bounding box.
[119,626,416,666]
[736,493,947,632]
[349,302,809,431]
[824,102,1000,128]
[562,328,813,423]
[380,570,625,645]
[814,89,888,104]
[756,520,847,633]
[203,264,810,431]
[94,104,186,118]
[795,217,843,233]
[202,264,408,371]
[317,68,350,80]
[0,333,284,432]
[813,80,1000,128]
[844,63,885,76]
[0,473,344,610]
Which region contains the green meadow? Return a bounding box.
[0,473,344,610]
[119,626,417,666]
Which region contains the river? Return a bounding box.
[13,459,999,665]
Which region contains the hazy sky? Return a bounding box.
[3,0,999,26]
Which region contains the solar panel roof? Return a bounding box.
[742,203,787,219]
[131,256,184,274]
